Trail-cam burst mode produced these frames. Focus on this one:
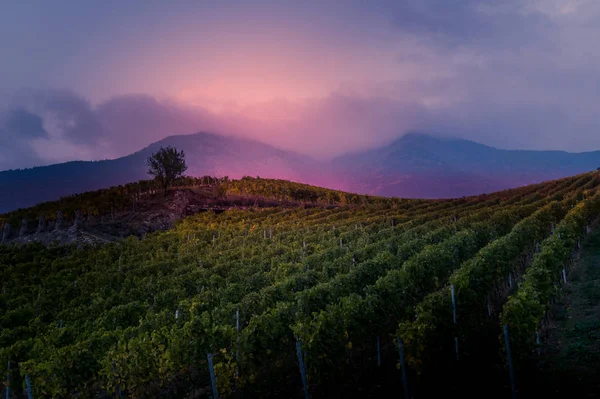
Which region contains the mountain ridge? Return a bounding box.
[2,131,600,213]
[0,132,336,213]
[332,132,600,197]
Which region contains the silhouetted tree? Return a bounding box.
[147,146,188,196]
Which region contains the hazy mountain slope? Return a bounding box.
[0,133,332,213]
[333,133,600,197]
[2,131,600,213]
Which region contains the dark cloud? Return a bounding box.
[0,90,232,169]
[95,94,220,155]
[387,0,554,49]
[0,90,108,169]
[2,74,600,172]
[35,89,103,145]
[4,108,48,138]
[0,131,46,171]
[390,1,492,41]
[0,140,46,170]
[5,89,105,145]
[0,106,49,169]
[1,1,600,170]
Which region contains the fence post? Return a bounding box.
[207,353,219,399]
[450,285,460,360]
[25,374,33,399]
[397,338,409,399]
[296,340,310,399]
[503,325,517,399]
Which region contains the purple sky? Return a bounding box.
[1,0,600,170]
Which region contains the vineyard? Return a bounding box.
[1,172,600,398]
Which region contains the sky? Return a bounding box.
[1,0,600,170]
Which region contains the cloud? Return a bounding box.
[2,1,600,170]
[94,94,221,155]
[0,90,241,169]
[20,89,104,145]
[386,0,554,49]
[0,105,49,169]
[0,90,110,169]
[4,108,48,138]
[248,93,430,157]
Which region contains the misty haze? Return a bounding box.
[1,1,600,399]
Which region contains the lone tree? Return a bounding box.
[147,146,188,196]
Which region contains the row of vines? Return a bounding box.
[1,172,598,398]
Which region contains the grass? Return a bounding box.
[536,228,600,396]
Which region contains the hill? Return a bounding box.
[0,176,387,245]
[0,133,334,214]
[1,172,600,398]
[3,132,600,213]
[333,132,600,197]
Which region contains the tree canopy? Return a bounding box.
[147,146,188,196]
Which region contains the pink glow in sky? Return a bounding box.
[2,1,600,170]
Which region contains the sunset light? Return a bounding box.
[2,3,600,397]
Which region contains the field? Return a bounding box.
[1,172,600,398]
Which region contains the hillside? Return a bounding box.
[0,133,335,214]
[3,132,600,213]
[333,132,600,197]
[1,172,599,398]
[0,176,382,246]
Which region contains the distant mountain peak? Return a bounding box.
[393,132,486,147]
[397,131,438,140]
[2,130,600,213]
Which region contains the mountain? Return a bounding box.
[333,132,600,197]
[2,131,600,213]
[0,133,334,213]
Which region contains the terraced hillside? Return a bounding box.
[1,172,599,398]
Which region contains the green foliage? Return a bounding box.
[147,146,188,196]
[398,201,565,371]
[0,171,597,397]
[500,190,600,361]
